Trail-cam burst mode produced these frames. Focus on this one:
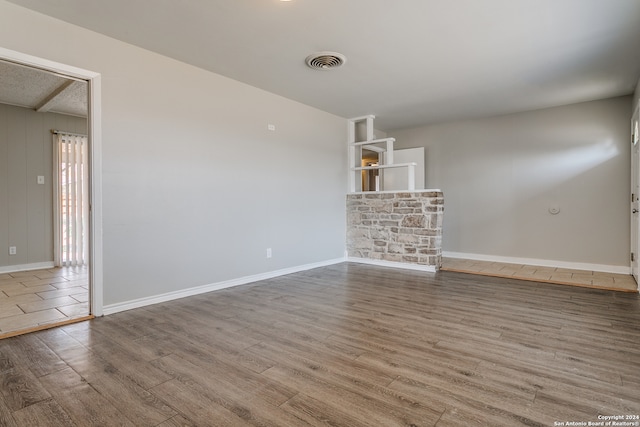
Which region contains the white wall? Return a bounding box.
[634,77,640,115]
[0,104,86,269]
[392,96,631,268]
[0,1,347,306]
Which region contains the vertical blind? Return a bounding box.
[54,132,89,267]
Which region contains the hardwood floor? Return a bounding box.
[0,262,639,426]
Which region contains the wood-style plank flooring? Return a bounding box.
[0,262,639,426]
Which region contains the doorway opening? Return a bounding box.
[0,47,102,338]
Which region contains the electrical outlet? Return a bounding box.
[37,176,45,184]
[266,248,272,258]
[267,124,275,131]
[9,246,16,255]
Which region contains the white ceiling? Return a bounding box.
[5,0,640,130]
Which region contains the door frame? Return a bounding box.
[631,103,639,283]
[0,47,103,316]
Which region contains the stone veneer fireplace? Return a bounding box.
[346,190,444,270]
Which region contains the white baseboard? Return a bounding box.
[347,257,437,273]
[443,251,630,275]
[102,257,346,316]
[0,262,55,274]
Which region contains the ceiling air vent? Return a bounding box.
[305,52,346,70]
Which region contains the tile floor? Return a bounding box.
[441,257,638,292]
[0,265,89,336]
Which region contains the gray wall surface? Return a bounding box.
[0,103,86,268]
[633,77,640,114]
[392,96,632,267]
[0,1,347,306]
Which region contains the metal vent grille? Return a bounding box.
[305,52,346,70]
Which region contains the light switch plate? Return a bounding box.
[37,176,45,184]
